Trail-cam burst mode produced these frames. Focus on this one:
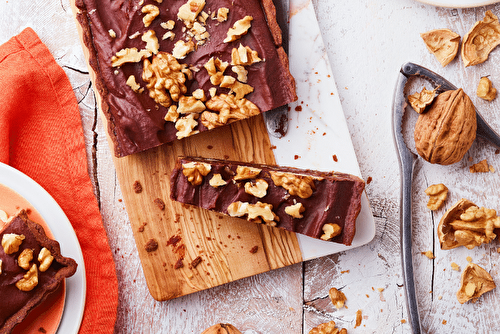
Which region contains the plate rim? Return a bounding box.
[413,0,499,8]
[0,162,86,334]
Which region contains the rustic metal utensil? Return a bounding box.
[392,62,500,334]
[263,0,290,138]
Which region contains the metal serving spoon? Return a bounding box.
[391,62,500,334]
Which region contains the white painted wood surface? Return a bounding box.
[1,0,500,333]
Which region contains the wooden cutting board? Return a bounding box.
[113,117,303,301]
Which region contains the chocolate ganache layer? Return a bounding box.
[0,211,77,334]
[74,0,297,157]
[170,157,365,245]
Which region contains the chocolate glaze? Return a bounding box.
[170,157,365,245]
[75,0,297,156]
[0,211,77,334]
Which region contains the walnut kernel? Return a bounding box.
[2,233,25,254]
[328,287,347,309]
[15,264,38,292]
[469,159,491,173]
[408,87,437,114]
[182,161,212,185]
[209,174,227,187]
[233,165,261,180]
[477,76,497,101]
[244,179,268,198]
[0,209,8,222]
[270,171,316,199]
[457,263,496,304]
[231,44,261,66]
[38,247,54,272]
[111,48,151,67]
[320,223,342,241]
[178,0,205,26]
[126,75,144,93]
[216,7,229,22]
[177,96,206,114]
[18,248,33,270]
[142,5,160,27]
[309,321,347,334]
[425,183,448,210]
[142,30,159,54]
[224,16,253,43]
[175,114,200,139]
[285,202,305,219]
[172,40,195,59]
[227,201,277,226]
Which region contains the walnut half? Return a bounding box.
[457,263,496,304]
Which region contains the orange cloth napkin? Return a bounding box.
[0,28,118,333]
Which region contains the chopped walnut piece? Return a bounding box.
[457,263,496,304]
[142,30,159,54]
[172,40,195,59]
[142,4,160,27]
[177,0,205,27]
[234,165,261,180]
[231,44,261,66]
[142,52,188,108]
[270,171,316,199]
[18,248,33,270]
[0,209,8,222]
[328,287,347,309]
[320,223,342,241]
[126,75,144,93]
[285,202,305,219]
[111,48,151,67]
[227,81,254,100]
[175,113,200,139]
[161,20,175,30]
[469,159,491,173]
[145,238,159,252]
[2,233,25,254]
[438,198,500,250]
[462,10,500,67]
[177,96,206,114]
[216,7,229,22]
[202,94,260,129]
[227,201,277,226]
[477,77,497,101]
[182,161,212,186]
[16,264,39,292]
[421,250,435,259]
[425,183,448,210]
[108,29,117,38]
[408,87,437,114]
[162,31,175,41]
[164,105,179,123]
[308,321,347,334]
[244,179,268,198]
[204,57,229,76]
[420,29,460,67]
[224,16,253,43]
[38,247,54,272]
[451,262,460,271]
[209,174,227,187]
[232,65,248,83]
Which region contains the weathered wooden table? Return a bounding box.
[2,0,500,333]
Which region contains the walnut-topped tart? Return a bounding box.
[74,0,297,156]
[170,157,365,245]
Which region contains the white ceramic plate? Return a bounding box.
[0,163,86,334]
[414,0,499,8]
[269,0,376,261]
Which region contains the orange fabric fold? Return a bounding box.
[0,28,118,333]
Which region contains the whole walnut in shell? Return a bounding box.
[414,88,476,165]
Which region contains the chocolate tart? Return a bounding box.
[170,157,365,245]
[73,0,297,157]
[0,211,77,334]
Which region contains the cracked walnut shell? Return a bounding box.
[414,89,476,165]
[438,198,500,250]
[408,87,437,114]
[462,10,500,67]
[421,28,460,67]
[457,263,496,304]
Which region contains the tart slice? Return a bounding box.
[170,157,365,245]
[0,210,77,334]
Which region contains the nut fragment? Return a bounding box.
[408,87,437,114]
[231,44,261,66]
[126,75,144,93]
[0,209,8,222]
[209,174,227,187]
[142,4,160,27]
[309,321,347,334]
[270,171,316,199]
[38,247,54,272]
[224,16,253,43]
[227,201,277,226]
[15,264,38,292]
[111,48,151,67]
[2,233,25,254]
[216,8,229,22]
[201,94,260,129]
[414,89,477,165]
[425,183,448,210]
[177,96,206,114]
[462,10,500,67]
[18,248,33,270]
[320,223,342,241]
[177,0,205,26]
[233,166,261,180]
[142,30,159,54]
[477,76,497,101]
[182,161,212,185]
[438,198,500,250]
[469,159,490,173]
[328,287,347,309]
[420,28,460,67]
[457,263,496,304]
[244,179,268,198]
[285,202,305,219]
[201,323,243,334]
[172,40,195,59]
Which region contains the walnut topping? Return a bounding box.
[216,7,229,22]
[270,172,316,199]
[38,247,54,272]
[161,20,176,30]
[2,233,25,254]
[285,202,305,219]
[231,44,261,66]
[462,10,500,67]
[328,287,347,309]
[182,161,212,185]
[244,179,268,198]
[209,174,227,187]
[18,248,33,270]
[204,57,229,76]
[309,321,347,334]
[142,30,159,54]
[175,113,200,139]
[142,4,160,27]
[177,0,205,27]
[164,105,179,122]
[108,29,117,38]
[408,87,437,114]
[16,264,38,292]
[162,31,175,41]
[224,16,253,43]
[234,165,261,180]
[457,263,496,304]
[201,94,260,130]
[177,96,206,114]
[126,75,144,93]
[0,210,8,222]
[221,80,254,100]
[142,52,188,108]
[420,28,460,67]
[172,40,195,59]
[190,22,210,45]
[438,198,500,250]
[231,65,248,83]
[227,201,277,226]
[0,260,2,275]
[320,223,342,241]
[477,76,497,101]
[111,48,151,67]
[425,183,448,210]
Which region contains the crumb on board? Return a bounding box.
[249,246,259,254]
[451,262,460,271]
[133,180,143,193]
[154,197,165,210]
[144,238,158,252]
